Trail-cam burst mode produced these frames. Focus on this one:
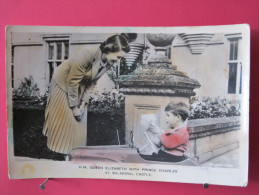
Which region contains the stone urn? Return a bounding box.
[146,33,176,66]
[146,33,175,47]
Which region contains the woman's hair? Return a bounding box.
[100,33,137,54]
[121,33,138,43]
[165,102,189,122]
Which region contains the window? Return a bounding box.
[43,36,70,84]
[225,34,242,94]
[228,63,238,93]
[229,41,238,61]
[47,40,69,82]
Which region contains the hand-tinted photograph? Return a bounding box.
[6,25,250,186]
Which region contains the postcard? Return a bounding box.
[6,24,250,186]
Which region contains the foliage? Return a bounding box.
[13,75,241,120]
[189,96,241,119]
[13,75,48,108]
[88,88,125,113]
[88,93,241,119]
[13,75,41,99]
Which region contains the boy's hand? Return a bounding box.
[149,122,161,134]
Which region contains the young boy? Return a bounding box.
[139,102,190,163]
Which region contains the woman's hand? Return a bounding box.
[78,100,87,116]
[72,107,82,121]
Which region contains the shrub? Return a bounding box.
[13,75,41,99]
[88,89,125,113]
[87,89,126,145]
[13,75,48,108]
[189,96,241,119]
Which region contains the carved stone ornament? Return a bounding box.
[117,33,200,97]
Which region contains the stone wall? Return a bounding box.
[188,116,240,164]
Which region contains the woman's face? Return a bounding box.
[103,51,125,66]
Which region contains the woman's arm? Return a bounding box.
[67,62,87,108]
[81,86,92,105]
[67,62,85,121]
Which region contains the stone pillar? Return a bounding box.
[117,34,201,148]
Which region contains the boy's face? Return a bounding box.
[165,111,181,129]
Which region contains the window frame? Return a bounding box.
[225,34,242,95]
[43,36,70,85]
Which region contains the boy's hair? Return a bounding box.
[165,102,189,122]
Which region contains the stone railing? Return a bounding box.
[187,116,240,164]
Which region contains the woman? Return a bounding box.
[43,34,134,155]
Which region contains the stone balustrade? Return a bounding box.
[187,116,240,164]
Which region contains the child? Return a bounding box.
[139,102,190,163]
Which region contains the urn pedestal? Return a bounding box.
[117,34,200,148]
